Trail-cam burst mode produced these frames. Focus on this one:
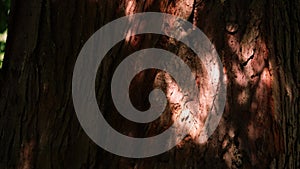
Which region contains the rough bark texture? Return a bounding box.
[0,0,299,169]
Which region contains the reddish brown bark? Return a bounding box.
[0,0,298,168]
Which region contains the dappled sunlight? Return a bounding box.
[221,128,243,168]
[125,0,137,16]
[1,0,296,167]
[125,29,133,43]
[17,139,36,169]
[123,20,145,48]
[226,34,239,53]
[231,62,248,87]
[155,73,184,104]
[227,21,269,87]
[237,89,249,105]
[153,71,206,143]
[260,68,272,88]
[123,0,141,47]
[123,0,138,46]
[163,0,194,19]
[151,47,223,146]
[223,142,242,168]
[240,43,255,63]
[221,9,283,166]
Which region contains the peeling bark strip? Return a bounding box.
[0,0,299,169]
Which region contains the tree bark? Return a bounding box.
[0,0,298,169]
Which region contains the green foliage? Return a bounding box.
[0,0,10,33]
[0,0,10,68]
[0,39,5,67]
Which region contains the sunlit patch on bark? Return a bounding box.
[163,0,194,20]
[18,139,36,169]
[227,34,239,53]
[237,89,249,105]
[151,48,221,146]
[125,0,136,16]
[221,5,284,165]
[123,0,138,45]
[223,143,243,168]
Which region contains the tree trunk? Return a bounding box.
[0,0,298,169]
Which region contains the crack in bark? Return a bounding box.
[187,0,196,23]
[240,53,254,67]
